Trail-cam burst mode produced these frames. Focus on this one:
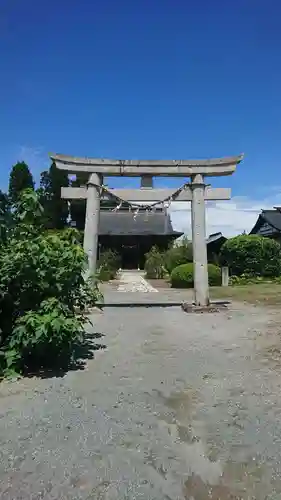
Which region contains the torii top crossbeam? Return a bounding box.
[50,154,243,177]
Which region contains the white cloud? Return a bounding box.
[170,192,281,238]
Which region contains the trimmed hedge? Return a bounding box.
[170,262,221,288]
[219,235,281,277]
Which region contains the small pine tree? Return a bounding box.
[8,162,34,204]
[39,162,69,229]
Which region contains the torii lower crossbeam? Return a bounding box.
[61,186,231,202]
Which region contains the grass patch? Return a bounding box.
[210,283,281,306]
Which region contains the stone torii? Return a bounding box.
[50,154,243,307]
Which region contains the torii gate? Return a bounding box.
[50,154,243,307]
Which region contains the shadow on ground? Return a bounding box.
[24,332,107,379]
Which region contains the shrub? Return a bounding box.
[46,227,84,245]
[219,235,281,277]
[208,264,222,286]
[229,274,269,286]
[0,189,101,376]
[170,263,193,288]
[7,298,87,372]
[144,246,166,279]
[170,263,221,288]
[164,237,193,274]
[97,267,116,282]
[97,248,121,281]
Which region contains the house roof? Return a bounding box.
[206,232,227,245]
[250,209,281,234]
[99,210,182,237]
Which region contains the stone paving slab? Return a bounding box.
[116,271,158,293]
[100,283,194,305]
[100,271,192,306]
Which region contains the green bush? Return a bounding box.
[144,246,166,279]
[7,298,86,371]
[219,235,281,277]
[208,264,222,286]
[97,267,116,282]
[0,189,101,376]
[229,274,281,286]
[170,263,193,288]
[97,248,121,281]
[46,227,84,245]
[170,263,221,288]
[164,237,193,274]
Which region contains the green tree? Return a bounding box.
[8,162,34,204]
[144,246,166,279]
[0,189,102,376]
[97,249,121,281]
[39,162,69,229]
[0,190,10,245]
[219,235,281,277]
[164,236,193,274]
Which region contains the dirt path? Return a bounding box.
[1,302,281,499]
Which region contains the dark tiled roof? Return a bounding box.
[250,209,281,234]
[206,232,227,245]
[99,210,182,236]
[262,210,281,231]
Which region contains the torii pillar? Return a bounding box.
[51,154,243,307]
[191,174,209,306]
[83,173,102,276]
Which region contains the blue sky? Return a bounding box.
[1,0,281,235]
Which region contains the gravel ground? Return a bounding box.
[1,301,281,499]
